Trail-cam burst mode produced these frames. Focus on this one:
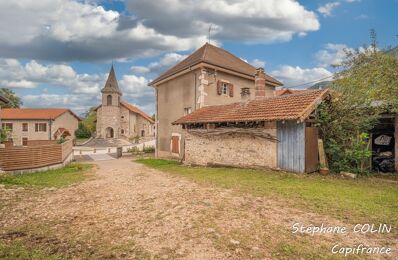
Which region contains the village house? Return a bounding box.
[95,66,154,141]
[173,89,329,173]
[149,43,282,158]
[0,108,80,146]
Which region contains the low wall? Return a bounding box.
[184,128,277,169]
[0,140,73,173]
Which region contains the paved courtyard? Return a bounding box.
[0,158,395,259]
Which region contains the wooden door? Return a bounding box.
[171,136,179,154]
[305,127,319,173]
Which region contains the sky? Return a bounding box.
[0,0,397,115]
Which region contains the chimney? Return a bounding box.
[255,67,274,99]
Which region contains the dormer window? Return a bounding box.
[107,94,112,106]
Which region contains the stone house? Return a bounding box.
[0,108,80,146]
[149,43,282,158]
[95,66,154,140]
[173,89,330,173]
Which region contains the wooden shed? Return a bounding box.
[173,89,330,173]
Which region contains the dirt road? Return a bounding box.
[0,158,395,259]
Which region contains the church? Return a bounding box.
[95,66,154,140]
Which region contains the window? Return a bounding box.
[22,138,28,146]
[121,129,125,134]
[35,123,47,132]
[22,123,28,132]
[222,83,228,95]
[2,123,13,131]
[107,94,112,106]
[141,130,145,137]
[184,107,192,116]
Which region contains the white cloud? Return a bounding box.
[131,52,188,75]
[126,0,320,43]
[249,59,266,68]
[314,43,351,67]
[0,0,320,62]
[270,65,333,88]
[22,94,100,115]
[317,2,341,16]
[0,59,104,94]
[0,58,156,114]
[0,0,206,61]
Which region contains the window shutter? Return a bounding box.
[229,83,234,97]
[216,80,222,95]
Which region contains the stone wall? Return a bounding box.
[184,125,277,168]
[395,117,398,172]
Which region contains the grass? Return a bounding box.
[0,163,93,188]
[0,241,60,260]
[136,159,398,228]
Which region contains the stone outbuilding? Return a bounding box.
[173,89,330,173]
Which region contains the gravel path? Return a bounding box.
[0,158,396,259]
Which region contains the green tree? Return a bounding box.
[316,35,398,174]
[0,88,22,108]
[81,107,97,133]
[75,122,92,139]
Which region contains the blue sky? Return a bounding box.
[0,0,397,115]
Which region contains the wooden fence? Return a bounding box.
[0,140,73,171]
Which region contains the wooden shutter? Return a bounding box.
[171,136,179,154]
[216,80,222,95]
[229,83,234,97]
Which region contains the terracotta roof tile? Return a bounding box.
[0,108,80,120]
[120,101,154,123]
[275,89,308,96]
[149,43,282,86]
[174,89,329,124]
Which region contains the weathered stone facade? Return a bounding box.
[184,124,277,169]
[96,66,154,140]
[395,117,398,171]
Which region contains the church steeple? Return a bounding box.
[101,65,122,95]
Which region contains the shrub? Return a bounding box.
[75,122,91,138]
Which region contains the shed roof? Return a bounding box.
[149,43,282,86]
[174,89,329,124]
[0,108,81,121]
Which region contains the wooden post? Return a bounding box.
[318,139,328,169]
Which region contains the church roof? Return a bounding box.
[149,43,282,86]
[120,101,154,123]
[101,65,122,95]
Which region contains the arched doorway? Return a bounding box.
[105,127,114,138]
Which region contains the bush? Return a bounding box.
[143,146,155,153]
[75,122,91,138]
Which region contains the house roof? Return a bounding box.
[149,43,282,86]
[0,94,9,104]
[174,89,329,124]
[275,89,308,96]
[0,108,81,121]
[101,65,122,95]
[120,101,154,123]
